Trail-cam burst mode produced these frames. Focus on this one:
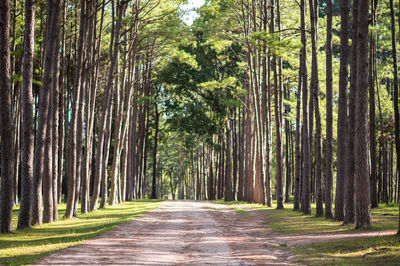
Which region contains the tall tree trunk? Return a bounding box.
[300,0,311,215]
[197,147,201,200]
[344,0,358,224]
[13,91,20,207]
[354,0,372,229]
[309,0,323,217]
[225,118,233,201]
[238,106,245,201]
[335,0,350,221]
[141,107,150,198]
[271,0,284,209]
[100,95,114,208]
[284,85,291,203]
[150,98,160,199]
[232,109,238,200]
[293,49,302,211]
[32,0,62,225]
[43,4,62,223]
[369,0,378,209]
[325,0,334,219]
[390,0,400,234]
[127,64,139,201]
[398,0,400,236]
[0,0,15,233]
[208,149,214,200]
[51,37,60,221]
[18,0,35,230]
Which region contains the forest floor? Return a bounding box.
[0,200,162,265]
[31,200,399,265]
[215,200,400,265]
[34,200,293,265]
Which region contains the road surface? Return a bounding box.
[35,201,294,265]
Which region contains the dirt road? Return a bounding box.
[35,201,293,265]
[35,201,396,265]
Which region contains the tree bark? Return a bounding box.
[127,64,139,201]
[309,0,323,217]
[225,118,233,201]
[150,95,160,199]
[335,0,350,221]
[294,49,302,211]
[0,0,15,233]
[90,0,126,211]
[354,0,372,229]
[325,0,334,219]
[390,0,400,234]
[100,95,114,208]
[344,0,358,224]
[65,0,88,219]
[369,0,378,209]
[32,0,62,225]
[300,0,311,215]
[51,36,61,221]
[18,0,35,230]
[271,0,283,209]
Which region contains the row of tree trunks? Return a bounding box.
[90,0,126,212]
[0,0,185,234]
[65,0,89,219]
[32,0,63,225]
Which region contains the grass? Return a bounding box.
[213,199,400,265]
[295,235,400,265]
[233,207,247,215]
[266,202,399,234]
[214,200,399,234]
[0,200,162,265]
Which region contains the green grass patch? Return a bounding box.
[212,200,249,205]
[214,200,399,234]
[233,207,247,215]
[214,200,400,265]
[267,203,398,234]
[295,235,400,265]
[1,200,162,265]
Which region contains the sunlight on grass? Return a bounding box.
[233,207,247,215]
[295,235,400,265]
[0,200,162,265]
[214,200,399,234]
[214,200,400,265]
